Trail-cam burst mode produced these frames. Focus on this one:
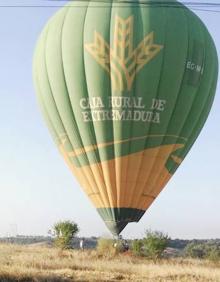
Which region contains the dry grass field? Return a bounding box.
[0,243,220,282]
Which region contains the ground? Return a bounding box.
[0,244,220,281]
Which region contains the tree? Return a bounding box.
[52,220,79,249]
[142,229,169,259]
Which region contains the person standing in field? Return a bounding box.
[80,238,85,250]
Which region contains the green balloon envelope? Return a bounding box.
[33,0,218,236]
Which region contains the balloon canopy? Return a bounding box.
[33,0,218,236]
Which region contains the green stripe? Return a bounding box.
[97,208,145,235]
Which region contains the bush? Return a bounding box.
[52,220,79,249]
[184,243,206,259]
[142,230,169,259]
[206,246,220,262]
[96,238,127,256]
[96,238,116,256]
[184,242,220,261]
[131,239,144,256]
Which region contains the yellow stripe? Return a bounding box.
[60,143,184,210]
[59,133,187,158]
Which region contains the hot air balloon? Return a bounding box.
[33,0,218,236]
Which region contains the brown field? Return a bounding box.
[0,244,220,282]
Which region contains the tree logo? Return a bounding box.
[85,15,163,91]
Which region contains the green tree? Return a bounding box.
[52,220,79,249]
[143,230,169,259]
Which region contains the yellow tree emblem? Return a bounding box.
[85,15,163,91]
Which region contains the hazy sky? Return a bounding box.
[0,0,219,239]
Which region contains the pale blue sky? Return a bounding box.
[0,1,219,239]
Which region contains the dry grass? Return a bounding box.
[0,243,220,281]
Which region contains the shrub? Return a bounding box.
[97,238,116,256]
[184,242,220,261]
[206,246,220,262]
[52,220,79,249]
[184,243,206,259]
[96,238,127,256]
[131,239,144,256]
[142,229,169,259]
